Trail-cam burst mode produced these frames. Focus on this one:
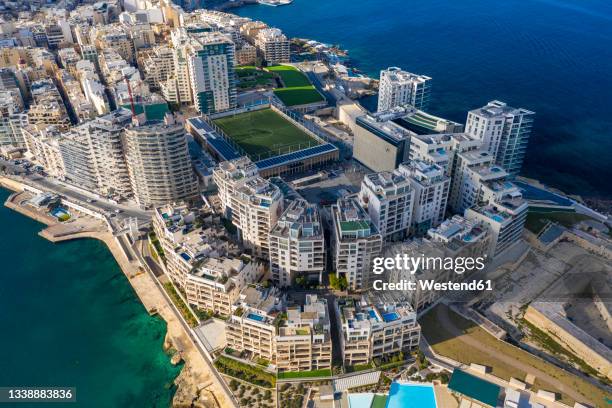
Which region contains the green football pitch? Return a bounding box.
[213,108,320,159]
[266,65,325,106]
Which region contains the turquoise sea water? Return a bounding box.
[0,188,181,407]
[235,0,612,199]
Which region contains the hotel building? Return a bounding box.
[338,294,420,366]
[465,100,535,176]
[397,160,450,236]
[377,67,432,112]
[269,199,325,287]
[360,171,414,242]
[352,111,412,172]
[331,197,383,291]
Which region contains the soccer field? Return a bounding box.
[266,65,325,106]
[213,109,319,159]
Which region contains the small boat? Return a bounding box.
[257,0,292,6]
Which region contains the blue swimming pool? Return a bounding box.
[368,309,379,321]
[247,313,265,322]
[382,312,399,322]
[348,393,374,408]
[49,207,70,219]
[385,382,437,408]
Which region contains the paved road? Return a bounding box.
[435,304,595,406]
[1,159,151,222]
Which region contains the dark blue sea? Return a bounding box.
[235,0,612,199]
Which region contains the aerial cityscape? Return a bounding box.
[0,0,610,407]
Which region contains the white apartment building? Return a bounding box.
[141,45,176,92]
[21,125,65,178]
[331,197,383,291]
[276,294,332,372]
[387,216,489,311]
[186,30,236,113]
[465,194,528,258]
[377,67,431,112]
[360,171,414,242]
[338,294,420,366]
[226,288,332,372]
[152,204,244,289]
[0,93,27,147]
[84,109,133,199]
[166,28,196,106]
[186,256,262,317]
[76,60,109,115]
[408,132,480,175]
[397,161,450,236]
[213,157,283,257]
[449,149,516,214]
[59,128,99,192]
[254,28,290,64]
[226,286,284,362]
[269,199,325,287]
[124,115,199,207]
[465,100,535,176]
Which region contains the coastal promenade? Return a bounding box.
[1,175,237,408]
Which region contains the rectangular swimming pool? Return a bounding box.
[247,313,265,322]
[382,312,399,322]
[385,382,437,408]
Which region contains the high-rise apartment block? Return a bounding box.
[254,28,290,64]
[213,157,283,256]
[360,171,414,242]
[465,100,535,176]
[186,31,236,113]
[269,199,325,287]
[397,160,450,236]
[331,197,383,291]
[377,67,431,112]
[465,191,528,258]
[124,116,198,207]
[386,216,489,311]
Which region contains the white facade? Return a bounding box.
[360,171,414,242]
[269,199,325,287]
[338,294,420,366]
[213,157,283,256]
[331,197,383,291]
[397,160,450,236]
[465,100,535,176]
[254,28,290,64]
[124,116,199,207]
[186,30,236,113]
[377,67,431,112]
